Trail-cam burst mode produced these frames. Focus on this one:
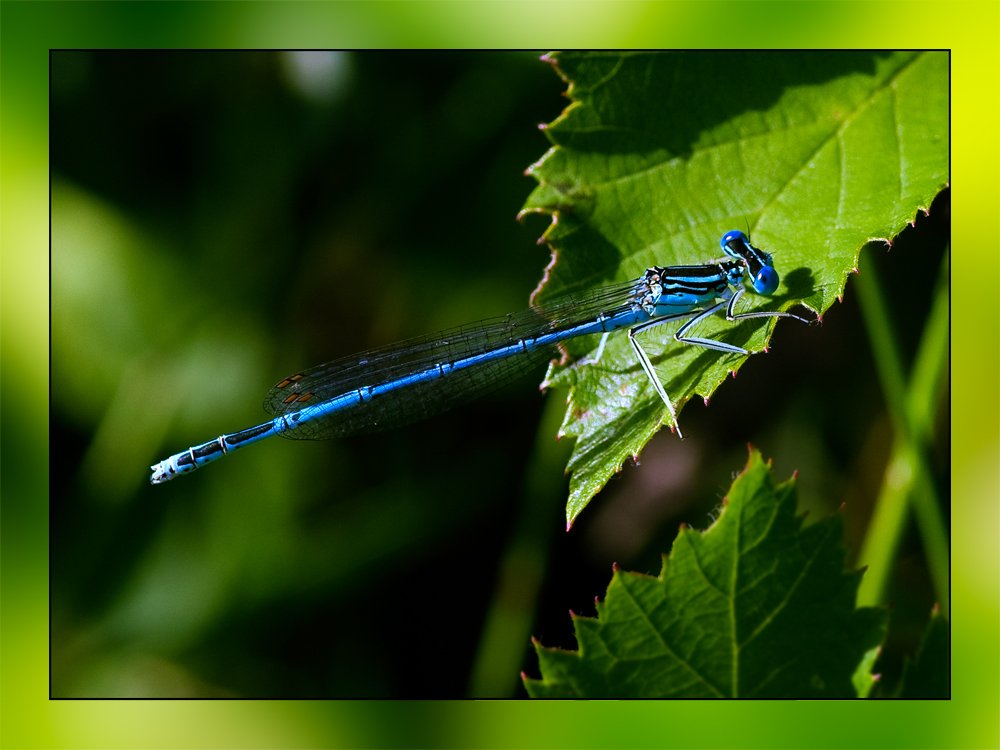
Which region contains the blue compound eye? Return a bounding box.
[720,230,747,250]
[753,266,779,295]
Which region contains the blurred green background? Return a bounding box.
[50,49,573,700]
[3,2,998,749]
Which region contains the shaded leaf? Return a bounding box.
[897,605,949,699]
[523,51,949,523]
[523,449,889,698]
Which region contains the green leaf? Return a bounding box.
[523,51,949,524]
[896,605,949,699]
[852,645,882,699]
[523,449,889,698]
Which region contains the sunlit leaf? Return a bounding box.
[523,51,949,523]
[852,645,882,698]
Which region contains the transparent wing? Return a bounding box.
[263,278,645,439]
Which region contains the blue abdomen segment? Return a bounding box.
[150,422,281,482]
[275,304,650,439]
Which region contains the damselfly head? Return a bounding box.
[720,230,779,295]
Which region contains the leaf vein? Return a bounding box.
[617,573,726,698]
[740,524,832,650]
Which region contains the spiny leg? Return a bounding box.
[628,325,682,437]
[725,287,814,325]
[625,310,704,438]
[677,291,813,353]
[576,331,612,367]
[628,302,752,435]
[673,299,750,354]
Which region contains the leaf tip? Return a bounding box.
[679,522,687,531]
[566,520,573,533]
[520,671,529,681]
[837,501,846,513]
[612,561,619,571]
[537,122,548,131]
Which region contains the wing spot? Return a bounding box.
[276,374,305,389]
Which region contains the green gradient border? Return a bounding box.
[3,2,995,748]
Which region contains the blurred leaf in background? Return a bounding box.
[896,605,949,699]
[51,50,568,698]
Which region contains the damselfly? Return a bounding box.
[150,230,809,483]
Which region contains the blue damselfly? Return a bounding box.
[150,231,809,483]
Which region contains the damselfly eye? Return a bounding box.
[754,266,779,295]
[721,230,748,250]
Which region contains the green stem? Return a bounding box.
[854,247,950,614]
[467,389,572,697]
